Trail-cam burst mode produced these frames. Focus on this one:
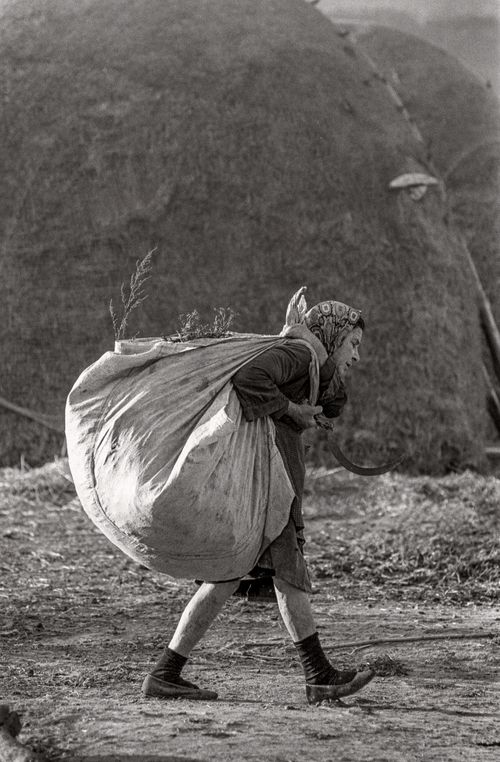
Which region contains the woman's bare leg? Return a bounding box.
[143,579,240,699]
[169,579,241,656]
[273,575,316,641]
[273,575,374,702]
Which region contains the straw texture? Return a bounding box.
[0,0,489,471]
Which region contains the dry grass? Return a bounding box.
[2,459,497,605]
[109,250,155,340]
[0,459,74,506]
[167,307,237,342]
[364,653,411,677]
[305,469,500,603]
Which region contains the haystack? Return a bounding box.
[0,0,488,471]
[351,24,500,324]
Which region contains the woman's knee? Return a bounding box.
[201,578,241,598]
[273,576,304,597]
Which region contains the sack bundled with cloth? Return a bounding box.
[65,290,325,581]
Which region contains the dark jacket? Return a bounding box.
[232,341,346,529]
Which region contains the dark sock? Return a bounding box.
[293,632,356,685]
[150,647,198,688]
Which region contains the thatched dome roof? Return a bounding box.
[0,0,488,471]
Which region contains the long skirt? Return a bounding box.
[252,419,311,593]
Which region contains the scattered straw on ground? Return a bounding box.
[304,468,500,604]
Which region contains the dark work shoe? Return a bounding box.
[306,669,375,704]
[326,667,357,684]
[142,674,218,701]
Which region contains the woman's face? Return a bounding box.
[332,326,363,380]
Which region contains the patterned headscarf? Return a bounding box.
[304,300,362,356]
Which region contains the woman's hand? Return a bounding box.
[286,401,323,429]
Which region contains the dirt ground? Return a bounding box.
[1,461,499,762]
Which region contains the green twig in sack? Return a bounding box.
[109,250,155,340]
[168,306,236,342]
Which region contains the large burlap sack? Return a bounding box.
[65,331,320,580]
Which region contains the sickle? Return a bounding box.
[327,435,405,476]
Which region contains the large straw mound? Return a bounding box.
[0,0,488,471]
[354,24,500,324]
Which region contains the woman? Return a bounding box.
[142,294,374,704]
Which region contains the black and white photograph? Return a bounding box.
[0,1,499,760]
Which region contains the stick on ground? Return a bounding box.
[328,632,498,652]
[241,631,497,652]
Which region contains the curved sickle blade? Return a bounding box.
[328,436,405,476]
